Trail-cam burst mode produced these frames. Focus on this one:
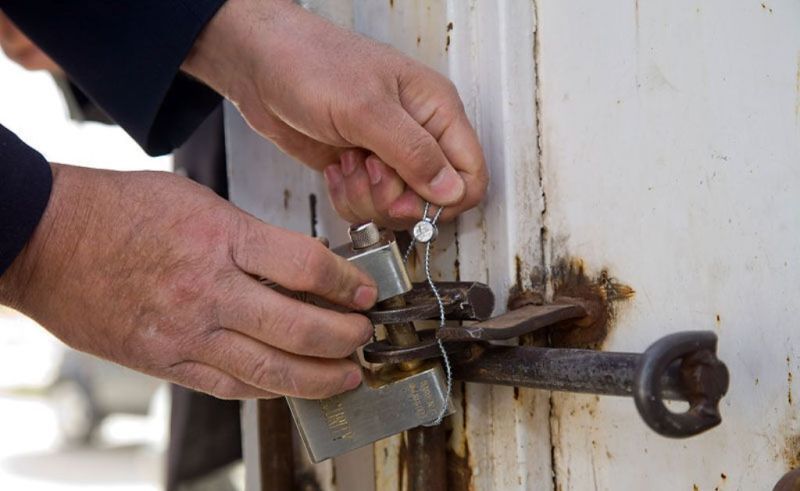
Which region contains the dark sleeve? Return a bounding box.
[0,125,52,276]
[0,0,227,156]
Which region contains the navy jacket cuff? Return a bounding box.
[0,125,52,277]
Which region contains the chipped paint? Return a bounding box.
[446,383,472,489]
[309,193,318,237]
[445,21,453,51]
[789,356,794,406]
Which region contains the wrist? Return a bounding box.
[0,163,61,310]
[0,164,93,322]
[181,0,296,102]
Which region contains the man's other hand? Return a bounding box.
[0,164,378,400]
[182,0,488,229]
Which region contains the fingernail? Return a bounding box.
[353,285,378,310]
[341,152,357,176]
[365,157,383,185]
[343,369,362,391]
[429,167,465,204]
[324,165,342,187]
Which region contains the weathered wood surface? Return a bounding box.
[227,0,800,489]
[538,1,800,490]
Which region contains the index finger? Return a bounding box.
[346,101,466,207]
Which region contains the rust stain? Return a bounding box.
[761,2,774,13]
[389,0,394,7]
[446,442,472,490]
[416,35,422,46]
[397,434,407,491]
[513,386,521,400]
[515,254,524,290]
[446,382,472,490]
[283,188,291,209]
[445,21,453,52]
[785,434,800,469]
[548,258,635,348]
[693,485,699,491]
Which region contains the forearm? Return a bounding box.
[181,0,296,102]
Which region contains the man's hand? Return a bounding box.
[182,0,488,229]
[0,12,62,74]
[0,164,378,400]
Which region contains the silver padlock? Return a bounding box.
[286,222,452,462]
[331,222,412,302]
[288,362,451,462]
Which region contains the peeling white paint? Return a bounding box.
[227,0,800,489]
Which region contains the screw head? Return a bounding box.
[412,219,438,243]
[349,222,381,249]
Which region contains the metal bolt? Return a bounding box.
[349,222,381,249]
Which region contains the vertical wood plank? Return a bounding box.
[445,2,551,489]
[536,0,800,489]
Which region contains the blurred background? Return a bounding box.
[0,48,172,490]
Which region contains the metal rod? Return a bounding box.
[452,345,686,400]
[406,424,447,491]
[377,294,446,489]
[258,398,296,490]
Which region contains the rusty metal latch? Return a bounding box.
[363,281,730,439]
[285,223,731,464]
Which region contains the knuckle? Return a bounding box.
[343,93,385,134]
[398,132,437,176]
[290,242,329,290]
[207,376,238,400]
[327,328,366,359]
[346,317,373,353]
[248,352,281,390]
[277,307,322,355]
[303,374,338,398]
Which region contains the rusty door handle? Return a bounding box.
[450,331,729,438]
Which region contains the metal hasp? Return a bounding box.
[364,294,730,438]
[774,468,800,491]
[288,220,730,466]
[287,363,451,463]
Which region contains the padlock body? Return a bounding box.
[287,363,451,463]
[332,229,412,301]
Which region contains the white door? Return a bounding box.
[226,1,800,489]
